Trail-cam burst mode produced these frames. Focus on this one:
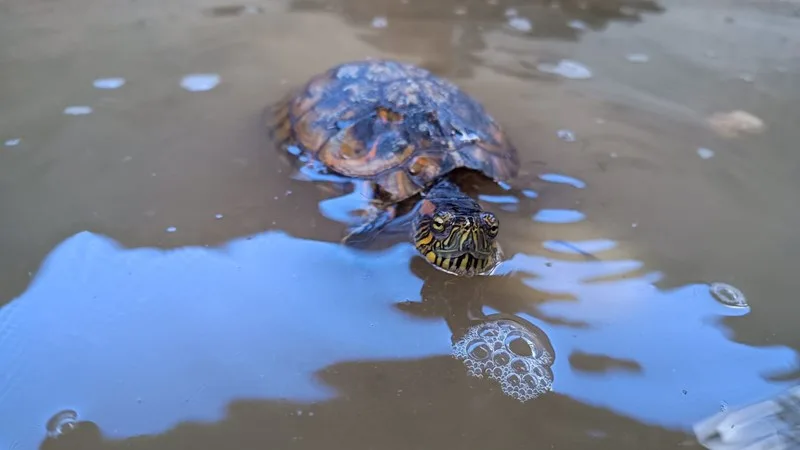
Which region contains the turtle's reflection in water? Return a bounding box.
[396,257,567,402]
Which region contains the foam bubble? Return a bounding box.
[697,147,715,159]
[371,16,387,28]
[180,74,221,92]
[568,20,588,30]
[508,17,532,32]
[557,129,576,142]
[63,106,93,115]
[537,60,592,79]
[46,410,78,438]
[625,53,650,63]
[452,319,554,402]
[710,282,748,308]
[93,77,126,89]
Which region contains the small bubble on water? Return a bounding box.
[46,409,79,438]
[709,282,748,308]
[504,8,518,17]
[557,129,576,142]
[568,19,588,30]
[625,53,650,63]
[454,6,467,15]
[697,147,715,159]
[63,106,93,115]
[285,190,293,196]
[371,16,388,28]
[738,73,754,83]
[93,77,126,89]
[537,60,592,79]
[180,74,221,92]
[215,214,224,219]
[4,138,21,147]
[166,226,177,233]
[507,17,532,32]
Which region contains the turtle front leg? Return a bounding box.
[341,202,398,248]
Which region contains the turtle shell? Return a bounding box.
[268,59,519,203]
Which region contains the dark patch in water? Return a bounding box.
[204,4,263,17]
[568,351,643,374]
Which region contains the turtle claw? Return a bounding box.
[341,205,398,249]
[341,222,379,249]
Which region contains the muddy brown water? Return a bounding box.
[1,0,799,448]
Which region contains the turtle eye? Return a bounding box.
[481,212,499,237]
[431,214,448,232]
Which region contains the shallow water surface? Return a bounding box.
[1,0,800,449]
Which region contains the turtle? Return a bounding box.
[267,59,520,277]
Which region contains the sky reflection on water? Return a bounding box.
[0,230,794,449]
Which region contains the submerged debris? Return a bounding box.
[694,384,800,449]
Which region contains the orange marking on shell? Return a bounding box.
[319,129,416,178]
[267,101,289,128]
[377,107,403,123]
[408,154,443,181]
[408,156,430,175]
[291,76,328,118]
[272,117,292,143]
[295,111,330,154]
[378,169,418,200]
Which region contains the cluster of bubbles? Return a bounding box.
[452,318,555,402]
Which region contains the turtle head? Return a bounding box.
[412,182,502,276]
